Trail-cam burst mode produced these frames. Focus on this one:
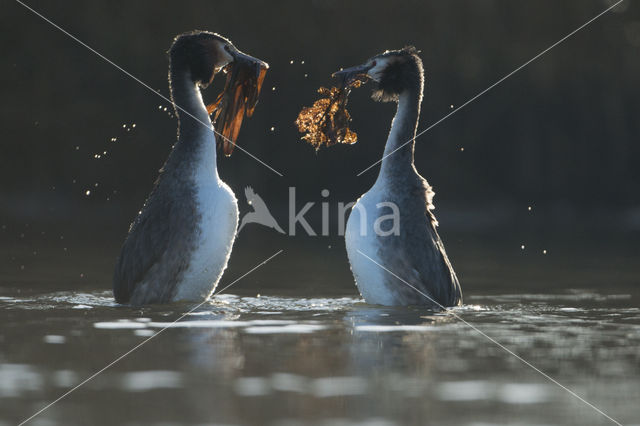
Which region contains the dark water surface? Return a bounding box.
[1,236,639,426]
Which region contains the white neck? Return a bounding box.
[171,74,220,182]
[378,90,420,181]
[383,94,413,157]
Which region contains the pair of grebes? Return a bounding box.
[113,31,462,308]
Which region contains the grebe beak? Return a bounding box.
[332,63,373,86]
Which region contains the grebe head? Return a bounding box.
[169,31,267,88]
[169,31,232,87]
[333,46,423,102]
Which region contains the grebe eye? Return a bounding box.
[224,45,231,52]
[371,60,377,67]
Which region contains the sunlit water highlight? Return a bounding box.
[1,289,639,425]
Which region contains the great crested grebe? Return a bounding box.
[113,31,267,305]
[337,47,462,308]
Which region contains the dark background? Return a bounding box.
[1,0,639,294]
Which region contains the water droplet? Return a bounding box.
[270,127,275,131]
[111,137,117,142]
[528,206,532,211]
[75,146,80,150]
[85,190,91,196]
[543,249,547,254]
[132,124,136,128]
[301,60,305,65]
[520,245,525,250]
[272,86,276,91]
[122,124,126,128]
[460,147,465,152]
[289,60,294,64]
[450,104,454,109]
[20,265,25,270]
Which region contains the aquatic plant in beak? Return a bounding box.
[295,67,370,150]
[207,52,268,156]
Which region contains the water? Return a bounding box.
[2,282,639,425]
[1,232,639,425]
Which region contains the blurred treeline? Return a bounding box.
[1,0,639,235]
